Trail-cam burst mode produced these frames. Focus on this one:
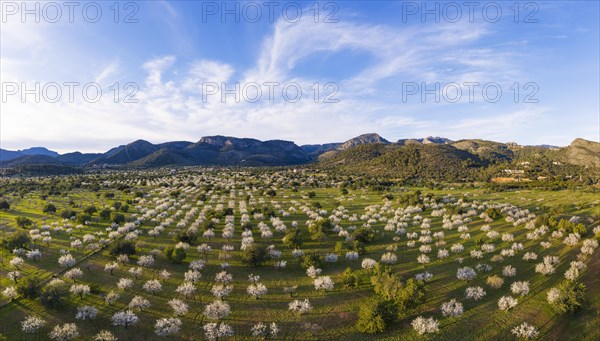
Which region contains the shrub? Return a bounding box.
[353,227,374,244]
[99,209,111,220]
[0,199,10,210]
[174,230,197,244]
[15,217,33,228]
[485,208,502,219]
[308,219,332,240]
[42,203,57,213]
[355,299,398,334]
[342,268,359,288]
[242,244,268,266]
[60,209,77,219]
[83,206,97,215]
[17,277,41,299]
[371,271,425,311]
[551,280,586,314]
[110,241,136,256]
[76,213,91,224]
[300,253,322,270]
[110,212,125,224]
[164,246,187,264]
[282,229,302,248]
[2,231,30,250]
[41,283,68,308]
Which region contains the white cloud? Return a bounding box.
[2,4,593,151]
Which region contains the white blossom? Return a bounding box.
[510,281,530,296]
[441,299,464,317]
[456,267,477,281]
[105,290,120,305]
[314,276,334,291]
[128,295,151,310]
[288,299,312,314]
[62,269,83,282]
[168,299,189,316]
[176,282,196,298]
[411,316,439,335]
[465,286,486,300]
[361,258,377,270]
[204,300,231,320]
[58,254,76,268]
[215,271,233,284]
[184,269,202,283]
[154,318,182,337]
[511,322,538,339]
[93,330,118,341]
[69,284,90,298]
[143,279,163,294]
[306,266,322,278]
[203,323,234,340]
[137,255,155,267]
[251,322,279,337]
[104,262,119,275]
[49,323,79,341]
[211,284,234,299]
[380,252,398,264]
[117,278,134,290]
[74,305,98,320]
[21,316,46,334]
[498,296,518,310]
[2,286,18,301]
[247,283,268,299]
[502,265,517,277]
[546,288,561,304]
[111,310,139,328]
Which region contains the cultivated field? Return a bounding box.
[0,170,598,340]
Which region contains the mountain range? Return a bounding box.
[1,134,598,175]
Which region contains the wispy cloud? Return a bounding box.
[1,2,596,151]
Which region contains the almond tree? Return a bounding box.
[129,295,151,311]
[247,283,268,299]
[69,284,90,299]
[104,262,119,275]
[314,276,334,292]
[21,316,46,334]
[176,282,196,299]
[251,322,279,338]
[465,287,486,300]
[154,318,182,337]
[411,316,439,335]
[2,286,18,302]
[58,254,76,268]
[143,279,163,294]
[117,278,134,291]
[203,300,231,320]
[288,299,312,315]
[203,322,234,340]
[498,296,518,310]
[93,330,117,341]
[440,299,464,317]
[75,306,98,320]
[48,323,79,341]
[168,299,189,316]
[64,268,84,281]
[111,310,139,329]
[511,322,538,339]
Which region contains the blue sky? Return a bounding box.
[1,0,598,153]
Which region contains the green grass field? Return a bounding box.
[0,170,598,340]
